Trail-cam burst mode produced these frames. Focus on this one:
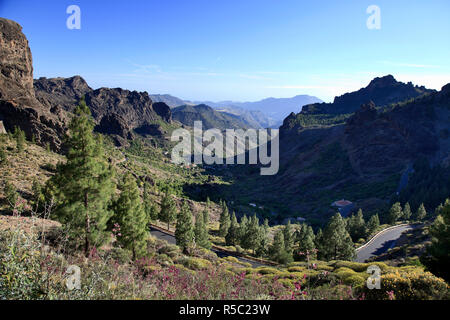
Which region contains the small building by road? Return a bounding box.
[331,199,355,218]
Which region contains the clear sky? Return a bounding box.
[1,0,449,102]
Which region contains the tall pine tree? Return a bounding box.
[175,202,194,252]
[48,99,115,256]
[389,202,403,224]
[219,201,231,237]
[322,213,355,261]
[143,182,158,223]
[423,199,450,282]
[295,224,316,260]
[367,214,380,235]
[194,212,211,249]
[283,220,294,255]
[113,173,148,259]
[159,187,177,230]
[403,202,412,220]
[415,203,427,221]
[225,212,240,246]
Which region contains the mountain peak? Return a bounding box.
[367,75,398,88]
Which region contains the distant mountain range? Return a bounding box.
[172,104,251,130]
[149,94,323,128]
[195,95,323,124]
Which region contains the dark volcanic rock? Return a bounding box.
[344,97,439,174]
[95,113,133,140]
[152,102,172,122]
[0,18,66,150]
[134,123,166,137]
[301,75,434,115]
[35,77,175,144]
[345,101,377,129]
[34,76,91,112]
[1,18,174,150]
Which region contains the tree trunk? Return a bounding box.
[84,192,90,257]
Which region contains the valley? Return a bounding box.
[0,14,449,301]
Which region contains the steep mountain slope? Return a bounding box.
[302,75,433,116]
[214,106,277,128]
[0,18,66,150]
[210,79,450,226]
[34,77,174,146]
[149,94,190,108]
[172,104,252,130]
[0,18,175,149]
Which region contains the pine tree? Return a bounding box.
[255,219,270,257]
[113,173,148,259]
[283,220,294,254]
[416,203,427,221]
[322,213,355,261]
[239,215,249,244]
[243,215,260,253]
[143,182,158,223]
[423,199,450,282]
[194,212,211,249]
[48,99,115,256]
[218,201,231,237]
[225,212,240,246]
[403,202,412,220]
[202,206,209,227]
[389,202,403,224]
[270,229,293,264]
[175,202,194,253]
[367,214,380,235]
[159,187,177,231]
[295,224,316,260]
[13,126,26,153]
[315,228,326,260]
[3,180,18,210]
[348,209,366,240]
[31,178,45,211]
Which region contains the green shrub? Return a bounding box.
[343,275,365,288]
[256,267,282,275]
[0,230,44,299]
[362,270,449,300]
[277,278,295,289]
[288,266,307,272]
[107,247,132,264]
[180,257,211,270]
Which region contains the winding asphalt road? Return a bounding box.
[355,224,415,262]
[150,227,266,267]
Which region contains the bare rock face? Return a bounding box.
[35,78,174,145]
[152,102,172,123]
[0,120,6,134]
[0,18,66,150]
[1,18,174,149]
[0,18,34,101]
[34,76,92,112]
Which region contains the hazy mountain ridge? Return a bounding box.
[172,104,253,130]
[193,95,323,127]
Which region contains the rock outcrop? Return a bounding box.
[0,18,66,150]
[0,17,174,149]
[301,75,434,115]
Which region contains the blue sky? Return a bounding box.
[1,0,449,102]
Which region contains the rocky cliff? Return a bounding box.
[301,75,434,116]
[0,17,173,149]
[0,18,66,150]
